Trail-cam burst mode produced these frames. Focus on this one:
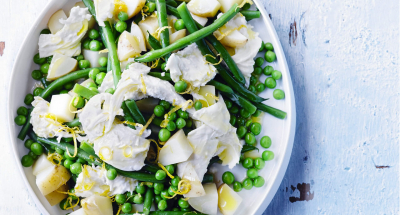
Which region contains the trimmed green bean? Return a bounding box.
[143,188,154,215]
[240,10,261,21]
[73,83,98,99]
[66,118,81,127]
[148,72,171,81]
[135,4,240,62]
[148,34,162,50]
[142,164,161,173]
[253,102,287,119]
[125,100,146,125]
[155,0,170,60]
[241,145,259,154]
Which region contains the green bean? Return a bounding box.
[125,100,146,125]
[135,4,240,62]
[148,72,171,81]
[66,118,81,128]
[240,10,261,21]
[202,173,214,184]
[121,102,136,129]
[142,164,161,173]
[165,0,177,7]
[207,80,257,114]
[155,0,170,60]
[37,137,165,183]
[79,141,96,156]
[28,131,53,153]
[17,67,106,140]
[83,0,121,87]
[73,83,98,99]
[143,188,154,215]
[40,78,49,88]
[148,34,162,50]
[253,102,287,119]
[241,145,259,154]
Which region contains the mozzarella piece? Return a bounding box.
[45,184,68,206]
[188,0,221,18]
[138,15,159,49]
[83,49,108,68]
[49,94,76,122]
[38,7,91,57]
[189,183,218,215]
[36,164,71,195]
[169,29,186,44]
[118,31,142,61]
[166,43,217,89]
[217,0,243,13]
[218,184,242,215]
[158,129,194,166]
[93,0,114,27]
[216,126,243,168]
[47,53,78,81]
[48,9,67,34]
[81,195,113,215]
[177,162,206,197]
[70,2,96,29]
[191,12,208,26]
[130,22,147,52]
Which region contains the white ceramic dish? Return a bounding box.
[7,0,296,214]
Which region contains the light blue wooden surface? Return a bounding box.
[0,0,398,214]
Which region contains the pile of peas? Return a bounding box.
[249,42,285,100]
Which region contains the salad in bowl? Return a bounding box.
[13,0,288,214]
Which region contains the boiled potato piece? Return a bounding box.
[49,94,77,122]
[83,49,108,68]
[69,208,87,215]
[217,0,243,13]
[47,53,78,81]
[159,130,194,166]
[45,184,68,206]
[81,195,113,215]
[191,12,208,26]
[48,9,67,34]
[218,184,243,215]
[196,85,216,107]
[117,31,142,61]
[177,162,205,198]
[188,0,221,18]
[36,164,71,196]
[189,183,218,215]
[138,15,159,49]
[169,29,186,44]
[215,30,248,48]
[70,2,96,29]
[130,22,147,52]
[32,154,54,176]
[167,15,178,34]
[120,0,147,19]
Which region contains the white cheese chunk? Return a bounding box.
[93,0,114,27]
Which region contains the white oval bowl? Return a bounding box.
[7,0,296,214]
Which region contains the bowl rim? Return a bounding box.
[7,0,296,214]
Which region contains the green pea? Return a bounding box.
[165,165,175,175]
[168,186,178,196]
[30,143,43,155]
[236,117,246,127]
[71,95,85,108]
[255,57,265,67]
[253,176,265,187]
[250,122,262,135]
[33,87,44,96]
[82,38,91,50]
[240,109,251,118]
[95,72,106,85]
[40,63,50,74]
[89,68,100,80]
[64,151,77,160]
[265,77,276,89]
[166,112,176,121]
[222,171,235,185]
[146,2,156,13]
[236,126,247,139]
[253,110,262,117]
[265,50,276,62]
[154,183,164,191]
[263,65,274,76]
[250,75,257,85]
[88,29,99,39]
[28,151,38,160]
[115,21,127,33]
[118,11,129,21]
[181,208,191,212]
[229,105,239,114]
[98,56,108,67]
[245,132,256,145]
[171,176,180,187]
[224,100,232,109]
[59,198,71,210]
[79,60,91,69]
[273,89,285,100]
[115,194,127,204]
[254,157,265,170]
[21,155,34,167]
[40,29,51,34]
[262,150,275,161]
[174,81,187,93]
[70,163,82,174]
[106,168,117,180]
[159,100,171,110]
[14,115,26,126]
[154,105,165,117]
[178,198,189,208]
[233,181,243,192]
[264,42,274,51]
[243,178,253,190]
[248,85,257,94]
[260,136,271,148]
[166,121,176,131]
[155,170,167,180]
[229,114,237,126]
[158,199,167,211]
[89,40,102,51]
[24,139,34,149]
[259,41,265,52]
[256,83,266,92]
[64,82,74,90]
[247,168,258,179]
[242,157,254,169]
[245,120,252,128]
[75,54,84,61]
[33,53,46,65]
[105,88,115,94]
[154,195,162,204]
[178,110,189,119]
[194,101,203,110]
[253,66,263,75]
[122,203,132,213]
[136,184,146,194]
[174,19,185,31]
[272,70,282,80]
[63,159,73,169]
[85,82,97,89]
[186,119,193,128]
[55,147,64,155]
[46,55,53,63]
[160,190,170,199]
[89,87,99,93]
[69,188,78,200]
[31,70,43,80]
[159,129,171,142]
[176,118,186,129]
[133,194,144,203]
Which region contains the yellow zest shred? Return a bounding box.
[238,0,253,8]
[178,80,193,95]
[139,114,155,136]
[116,205,122,215]
[122,145,134,158]
[164,178,191,199]
[150,58,160,69]
[122,120,141,127]
[216,24,247,40]
[160,100,193,128]
[47,152,63,165]
[89,155,95,161]
[99,49,109,53]
[98,146,113,161]
[157,163,174,179]
[153,26,172,40]
[141,182,154,187]
[140,74,147,94]
[204,54,223,66]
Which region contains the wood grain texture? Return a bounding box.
[0,0,398,214]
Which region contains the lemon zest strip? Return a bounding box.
[47,152,63,165]
[139,114,155,136]
[140,74,147,95]
[163,178,191,199]
[98,146,113,161]
[157,163,175,179]
[122,145,134,158]
[99,49,109,53]
[160,100,193,128]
